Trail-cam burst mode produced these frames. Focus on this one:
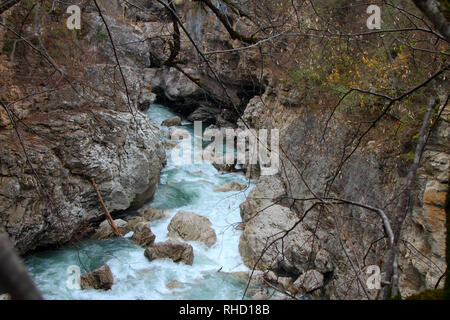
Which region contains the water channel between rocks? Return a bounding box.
[24,104,261,300]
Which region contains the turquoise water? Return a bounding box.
[24,104,257,300]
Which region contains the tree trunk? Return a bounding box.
[0,233,43,300]
[384,96,438,298]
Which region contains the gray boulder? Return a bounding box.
[292,270,324,293]
[239,201,315,274]
[144,239,194,265]
[80,265,114,291]
[212,161,235,172]
[161,116,181,127]
[138,206,167,222]
[0,109,166,254]
[163,139,178,150]
[124,216,147,230]
[94,219,131,240]
[167,211,217,248]
[131,222,156,247]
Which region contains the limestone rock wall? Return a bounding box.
[237,88,449,299]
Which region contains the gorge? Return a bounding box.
[0,0,449,300]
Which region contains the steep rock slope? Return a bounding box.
[238,86,449,299]
[0,2,166,254]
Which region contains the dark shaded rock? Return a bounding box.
[138,206,167,222]
[80,265,114,291]
[187,106,219,123]
[124,216,147,230]
[292,270,324,293]
[144,239,194,265]
[131,222,156,247]
[94,219,131,240]
[161,116,181,127]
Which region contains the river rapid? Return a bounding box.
[24,104,258,300]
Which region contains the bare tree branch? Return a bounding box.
[0,233,42,300]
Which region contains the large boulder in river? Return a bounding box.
[138,206,167,222]
[0,109,166,254]
[144,239,194,265]
[238,177,319,275]
[212,161,235,172]
[214,182,247,192]
[162,139,178,150]
[167,211,217,248]
[80,265,114,291]
[124,216,147,230]
[161,116,181,127]
[131,222,156,247]
[94,219,131,240]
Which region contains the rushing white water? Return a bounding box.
[24,104,258,300]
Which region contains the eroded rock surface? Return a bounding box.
[144,239,194,265]
[167,211,217,248]
[94,219,131,240]
[237,88,449,299]
[138,206,167,222]
[80,265,114,291]
[131,222,156,247]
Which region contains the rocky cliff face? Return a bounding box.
[0,108,165,254]
[129,1,263,126]
[0,2,166,254]
[237,85,449,299]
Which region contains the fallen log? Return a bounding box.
[90,178,121,237]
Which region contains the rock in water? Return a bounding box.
[131,222,156,247]
[94,219,131,240]
[139,206,167,222]
[161,116,181,127]
[80,265,114,291]
[209,153,236,173]
[213,182,247,192]
[144,239,194,265]
[167,211,217,248]
[292,270,324,293]
[162,139,178,150]
[124,216,147,230]
[166,280,182,289]
[138,91,157,111]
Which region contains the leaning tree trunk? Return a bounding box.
[0,233,43,300]
[383,96,438,298]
